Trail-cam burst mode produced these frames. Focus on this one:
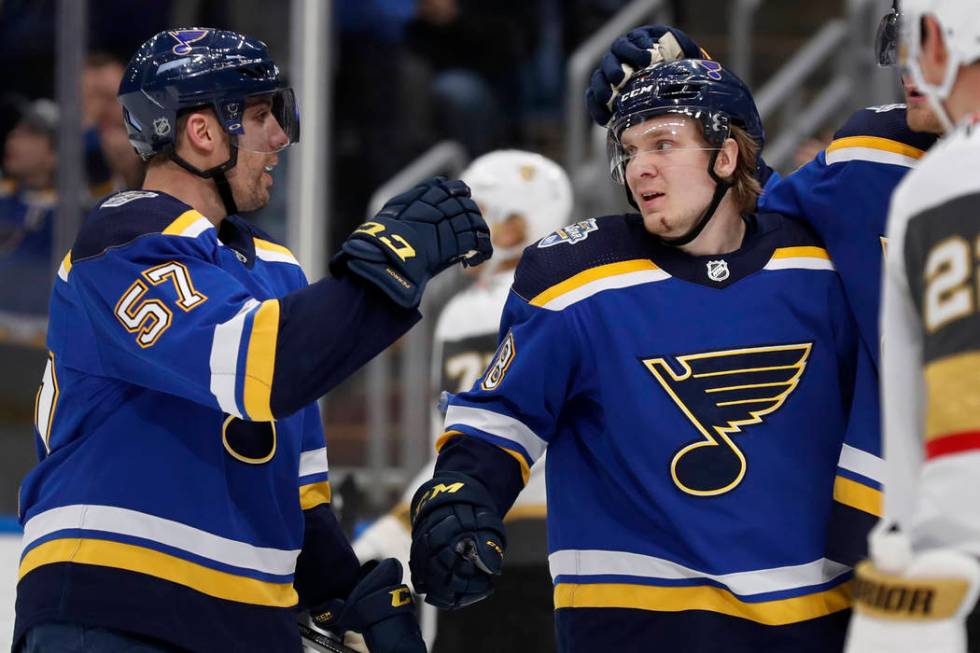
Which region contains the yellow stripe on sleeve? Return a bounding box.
[833,475,883,517]
[554,581,852,626]
[771,246,830,260]
[243,299,280,421]
[19,538,297,607]
[162,209,205,236]
[435,430,530,484]
[826,136,926,160]
[300,481,332,510]
[530,259,659,307]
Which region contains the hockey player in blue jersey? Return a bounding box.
[409,60,870,652]
[13,28,493,653]
[583,12,949,568]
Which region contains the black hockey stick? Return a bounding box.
[298,621,358,653]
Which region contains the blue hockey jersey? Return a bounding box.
[15,190,419,652]
[759,105,936,566]
[434,212,874,652]
[760,104,937,365]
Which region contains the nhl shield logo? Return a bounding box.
[706,260,729,282]
[153,117,172,137]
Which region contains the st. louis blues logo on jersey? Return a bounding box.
[642,343,812,496]
[538,219,599,248]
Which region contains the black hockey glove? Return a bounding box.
[309,558,425,653]
[330,177,492,308]
[586,25,705,126]
[409,472,506,610]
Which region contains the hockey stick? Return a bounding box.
[298,621,358,653]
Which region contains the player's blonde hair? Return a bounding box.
[726,125,762,214]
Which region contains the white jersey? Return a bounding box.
[354,270,547,569]
[881,115,980,555]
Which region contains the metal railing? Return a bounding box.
[729,0,763,86]
[563,0,671,177]
[362,141,469,508]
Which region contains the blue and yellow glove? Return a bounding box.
[409,472,506,610]
[586,25,706,127]
[310,558,425,653]
[330,177,492,308]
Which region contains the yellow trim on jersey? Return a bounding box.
[59,251,72,277]
[243,299,280,421]
[826,136,926,161]
[833,475,883,517]
[529,259,660,308]
[162,209,206,236]
[771,246,830,260]
[300,480,332,510]
[553,581,852,626]
[500,447,531,485]
[435,429,530,484]
[925,351,980,441]
[435,430,464,452]
[504,504,546,522]
[254,238,295,257]
[19,538,297,607]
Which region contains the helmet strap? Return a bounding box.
[168,140,241,216]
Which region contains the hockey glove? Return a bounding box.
[330,177,492,308]
[844,526,980,653]
[409,471,506,610]
[310,558,425,653]
[586,25,705,127]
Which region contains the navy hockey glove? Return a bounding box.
[409,472,506,610]
[330,177,492,308]
[310,558,425,653]
[586,25,705,126]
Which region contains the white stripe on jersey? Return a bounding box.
[23,504,300,576]
[444,404,547,462]
[299,447,329,478]
[548,549,851,597]
[825,147,919,168]
[539,269,671,311]
[209,299,260,417]
[763,257,836,272]
[838,443,884,484]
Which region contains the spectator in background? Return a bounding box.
[82,52,130,196]
[0,100,57,318]
[404,0,541,157]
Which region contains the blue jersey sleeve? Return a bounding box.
[435,288,590,511]
[67,230,418,421]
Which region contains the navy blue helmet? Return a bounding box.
[118,28,299,161]
[608,59,764,184]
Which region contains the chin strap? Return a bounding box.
[659,149,733,248]
[168,142,240,216]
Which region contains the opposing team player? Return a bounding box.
[13,28,492,653]
[409,60,871,652]
[845,2,980,651]
[354,150,572,652]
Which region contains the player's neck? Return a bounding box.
[142,163,227,226]
[678,201,746,257]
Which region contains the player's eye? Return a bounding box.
[653,140,675,152]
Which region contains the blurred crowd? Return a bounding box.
[0,0,651,333]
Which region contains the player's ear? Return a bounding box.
[921,15,949,71]
[179,110,221,158]
[713,137,739,179]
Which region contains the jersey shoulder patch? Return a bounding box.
[827,106,937,166]
[73,191,214,262]
[513,213,654,302]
